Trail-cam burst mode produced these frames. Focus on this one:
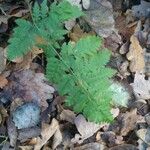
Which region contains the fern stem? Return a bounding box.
[46,43,112,121]
[47,43,93,100]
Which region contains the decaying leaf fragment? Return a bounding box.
[9,69,55,110]
[69,24,95,42]
[126,35,145,73]
[131,73,150,99]
[84,0,120,39]
[120,109,139,136]
[34,118,62,150]
[60,109,76,124]
[71,115,107,144]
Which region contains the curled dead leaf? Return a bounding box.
[34,118,62,150]
[127,35,145,73]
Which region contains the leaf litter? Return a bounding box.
[0,0,150,149]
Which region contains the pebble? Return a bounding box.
[12,103,40,129]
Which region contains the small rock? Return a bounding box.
[13,103,40,129]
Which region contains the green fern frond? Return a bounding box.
[46,35,116,123]
[7,0,116,123]
[7,0,83,60]
[7,19,36,60]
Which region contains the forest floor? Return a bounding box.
[0,0,150,149]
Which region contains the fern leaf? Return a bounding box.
[32,2,40,22]
[50,1,84,22]
[7,19,36,60]
[46,35,116,123]
[7,0,83,60]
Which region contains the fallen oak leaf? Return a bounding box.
[34,118,61,150]
[126,35,145,73]
[71,114,108,144]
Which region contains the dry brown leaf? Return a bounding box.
[12,57,24,63]
[71,114,107,144]
[10,98,24,112]
[119,41,129,55]
[14,46,43,70]
[60,109,76,124]
[42,146,51,150]
[28,138,37,145]
[120,109,138,136]
[131,73,150,99]
[52,127,62,149]
[31,46,43,58]
[35,36,48,45]
[7,117,17,147]
[13,52,32,70]
[104,33,122,52]
[69,24,95,42]
[9,70,55,110]
[115,15,136,40]
[11,9,29,18]
[126,35,145,73]
[34,118,61,150]
[18,146,33,150]
[0,75,8,88]
[111,108,120,118]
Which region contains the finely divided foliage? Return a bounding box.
[7,0,83,60]
[46,36,116,123]
[7,0,116,123]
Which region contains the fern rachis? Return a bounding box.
[7,0,116,123]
